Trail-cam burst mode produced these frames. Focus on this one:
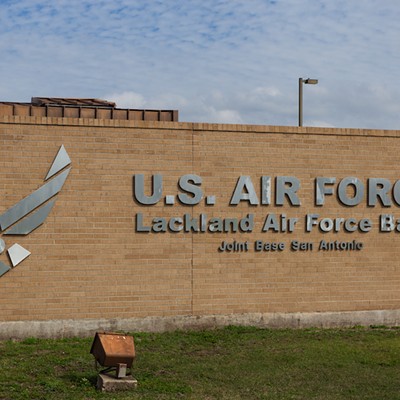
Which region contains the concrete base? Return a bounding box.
[96,373,138,392]
[2,310,400,339]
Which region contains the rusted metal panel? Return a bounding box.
[0,104,13,116]
[63,107,80,118]
[80,107,96,119]
[90,332,135,368]
[30,106,46,117]
[113,109,128,120]
[47,106,63,117]
[13,105,30,116]
[159,111,172,121]
[143,110,159,121]
[96,108,112,119]
[0,99,179,121]
[128,110,144,120]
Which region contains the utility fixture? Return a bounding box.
[90,332,135,379]
[298,77,318,127]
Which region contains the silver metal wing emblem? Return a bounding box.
[0,145,71,277]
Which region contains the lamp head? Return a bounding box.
[303,78,318,84]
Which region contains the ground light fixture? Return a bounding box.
[90,332,135,379]
[298,77,318,127]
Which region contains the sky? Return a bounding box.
[0,0,399,129]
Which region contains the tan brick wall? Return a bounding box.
[1,116,400,324]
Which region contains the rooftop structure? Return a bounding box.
[0,97,178,122]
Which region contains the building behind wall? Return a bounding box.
[0,97,400,338]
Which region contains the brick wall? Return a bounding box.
[0,115,400,326]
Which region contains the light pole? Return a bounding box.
[298,78,318,127]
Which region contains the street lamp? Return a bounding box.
[298,78,318,127]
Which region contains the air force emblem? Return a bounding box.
[0,145,71,277]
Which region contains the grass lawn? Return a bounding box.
[0,326,400,399]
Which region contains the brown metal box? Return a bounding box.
[90,332,135,368]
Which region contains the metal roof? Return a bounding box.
[31,97,116,107]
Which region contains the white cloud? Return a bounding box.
[208,108,244,124]
[0,0,399,129]
[253,87,282,98]
[308,120,336,128]
[106,92,146,109]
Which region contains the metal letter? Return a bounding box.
[359,218,372,232]
[184,213,199,232]
[320,218,334,232]
[306,214,319,232]
[262,214,280,232]
[134,174,162,205]
[165,195,175,205]
[261,176,271,205]
[240,214,254,232]
[169,217,183,232]
[380,214,394,232]
[368,178,391,207]
[135,213,150,232]
[338,177,364,206]
[230,176,259,205]
[178,175,203,205]
[393,181,400,206]
[206,195,216,205]
[276,177,301,206]
[315,177,336,205]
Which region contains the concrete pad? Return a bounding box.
[96,373,138,392]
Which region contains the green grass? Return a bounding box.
[0,326,400,399]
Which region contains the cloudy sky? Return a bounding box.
[1,0,399,129]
